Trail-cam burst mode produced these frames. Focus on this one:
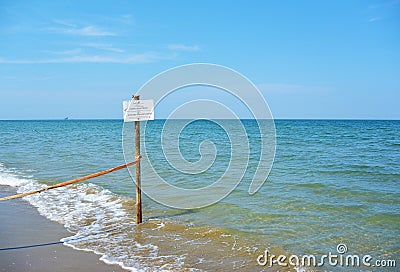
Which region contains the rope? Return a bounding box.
[0,156,141,201]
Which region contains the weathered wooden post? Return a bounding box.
[133,94,142,224]
[123,95,153,224]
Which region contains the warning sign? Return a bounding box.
[123,100,154,122]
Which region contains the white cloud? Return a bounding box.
[368,17,383,22]
[53,19,77,28]
[369,0,400,9]
[82,43,125,53]
[0,52,173,64]
[257,83,331,94]
[48,25,117,36]
[167,44,200,51]
[41,48,82,55]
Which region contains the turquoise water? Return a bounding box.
[0,119,399,271]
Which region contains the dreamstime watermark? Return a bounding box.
[122,63,276,209]
[257,243,397,269]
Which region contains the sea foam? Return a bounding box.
[0,164,184,272]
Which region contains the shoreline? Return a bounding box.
[0,186,127,272]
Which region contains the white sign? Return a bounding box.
[123,99,154,122]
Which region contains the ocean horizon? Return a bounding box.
[1,118,400,121]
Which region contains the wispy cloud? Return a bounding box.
[258,83,304,93]
[53,19,77,28]
[41,48,82,55]
[2,73,53,82]
[49,21,117,36]
[257,83,331,94]
[369,0,400,9]
[368,17,383,22]
[82,43,125,53]
[98,14,134,25]
[367,0,398,23]
[167,44,200,52]
[0,52,174,64]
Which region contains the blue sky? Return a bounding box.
[0,0,399,119]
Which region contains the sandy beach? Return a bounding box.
[0,186,126,272]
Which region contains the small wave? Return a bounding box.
[1,165,290,271]
[0,168,31,187]
[292,183,327,190]
[0,166,189,271]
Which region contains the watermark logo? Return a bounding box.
[257,243,396,269]
[336,243,347,254]
[122,63,276,209]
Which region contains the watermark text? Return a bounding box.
[257,244,396,269]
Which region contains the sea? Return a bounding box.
[0,119,399,271]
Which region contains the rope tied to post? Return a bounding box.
[0,156,141,202]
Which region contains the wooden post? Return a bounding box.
[133,94,142,224]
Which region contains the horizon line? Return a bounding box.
[1,118,399,121]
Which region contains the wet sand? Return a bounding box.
[0,186,127,272]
